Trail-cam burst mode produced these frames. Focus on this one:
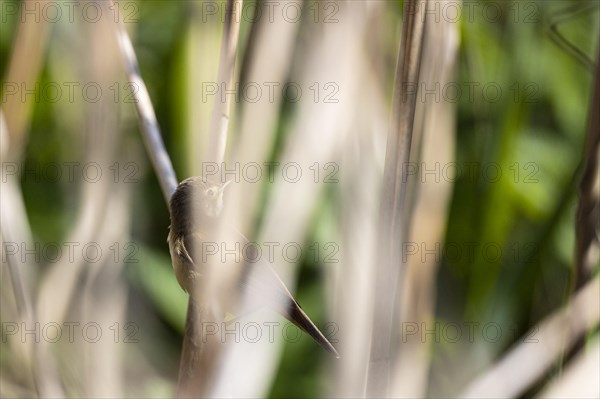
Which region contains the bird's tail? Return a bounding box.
[238,262,340,358]
[285,299,340,358]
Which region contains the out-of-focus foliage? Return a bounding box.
[0,0,598,397]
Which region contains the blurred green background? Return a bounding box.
[1,0,598,397]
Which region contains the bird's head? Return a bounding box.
[196,176,231,217]
[169,176,232,228]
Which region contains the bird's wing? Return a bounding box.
[183,230,212,267]
[178,235,195,266]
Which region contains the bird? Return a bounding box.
[167,176,339,358]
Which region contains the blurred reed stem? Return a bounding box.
[366,0,427,396]
[111,1,178,201]
[179,1,243,396]
[460,274,600,398]
[206,0,243,165]
[574,40,600,290]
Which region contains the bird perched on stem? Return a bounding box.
[167,176,339,358]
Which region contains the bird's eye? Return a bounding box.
[206,188,217,197]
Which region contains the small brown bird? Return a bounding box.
[167,176,339,357]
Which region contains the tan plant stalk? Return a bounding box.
[574,41,600,289]
[366,0,427,396]
[460,274,600,398]
[206,0,243,165]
